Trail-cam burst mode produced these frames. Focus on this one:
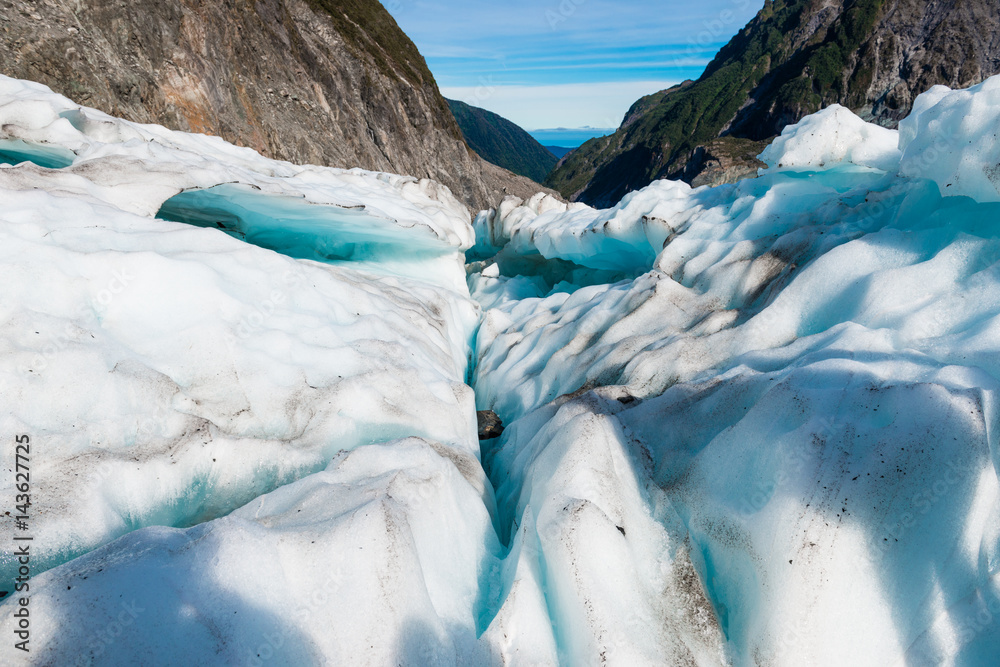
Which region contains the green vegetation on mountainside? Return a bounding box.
[304,0,434,88]
[546,0,886,206]
[447,99,558,184]
[304,0,460,137]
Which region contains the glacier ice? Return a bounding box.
[2,71,1000,666]
[155,183,470,290]
[0,75,479,592]
[758,104,902,174]
[899,76,1000,203]
[469,86,1000,665]
[8,438,505,665]
[0,138,75,169]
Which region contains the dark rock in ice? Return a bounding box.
[477,410,504,440]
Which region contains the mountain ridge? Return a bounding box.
[446,98,558,183]
[547,0,1000,206]
[0,0,555,212]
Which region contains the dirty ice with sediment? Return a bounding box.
[1,72,1000,665]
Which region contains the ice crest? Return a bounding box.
[759,104,902,174]
[900,76,1000,202]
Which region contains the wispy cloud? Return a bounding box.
[386,0,764,128]
[440,80,680,130]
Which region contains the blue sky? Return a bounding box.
[383,0,764,131]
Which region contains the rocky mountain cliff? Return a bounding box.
[547,0,1000,206]
[0,0,552,212]
[447,98,557,184]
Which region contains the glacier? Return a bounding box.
[1,72,1000,666]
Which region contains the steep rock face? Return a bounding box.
[854,0,1000,124]
[547,0,1000,206]
[0,0,551,211]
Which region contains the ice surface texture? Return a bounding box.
[3,73,1000,666]
[0,75,479,599]
[470,80,1000,665]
